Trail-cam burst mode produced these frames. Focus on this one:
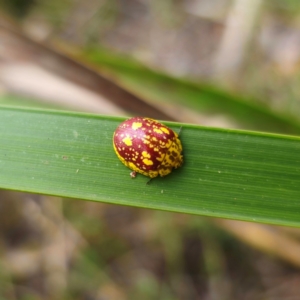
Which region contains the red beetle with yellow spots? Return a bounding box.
[113,117,183,179]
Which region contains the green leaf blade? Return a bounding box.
[1,106,300,227]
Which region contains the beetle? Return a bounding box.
[113,117,183,179]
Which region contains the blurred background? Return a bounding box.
[1,0,300,299]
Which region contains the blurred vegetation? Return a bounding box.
[0,0,36,18]
[1,0,300,299]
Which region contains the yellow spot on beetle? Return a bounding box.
[143,158,153,166]
[161,127,170,134]
[122,136,132,146]
[142,151,150,158]
[132,122,143,130]
[154,128,163,134]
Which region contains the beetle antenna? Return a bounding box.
[146,178,153,185]
[178,126,182,136]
